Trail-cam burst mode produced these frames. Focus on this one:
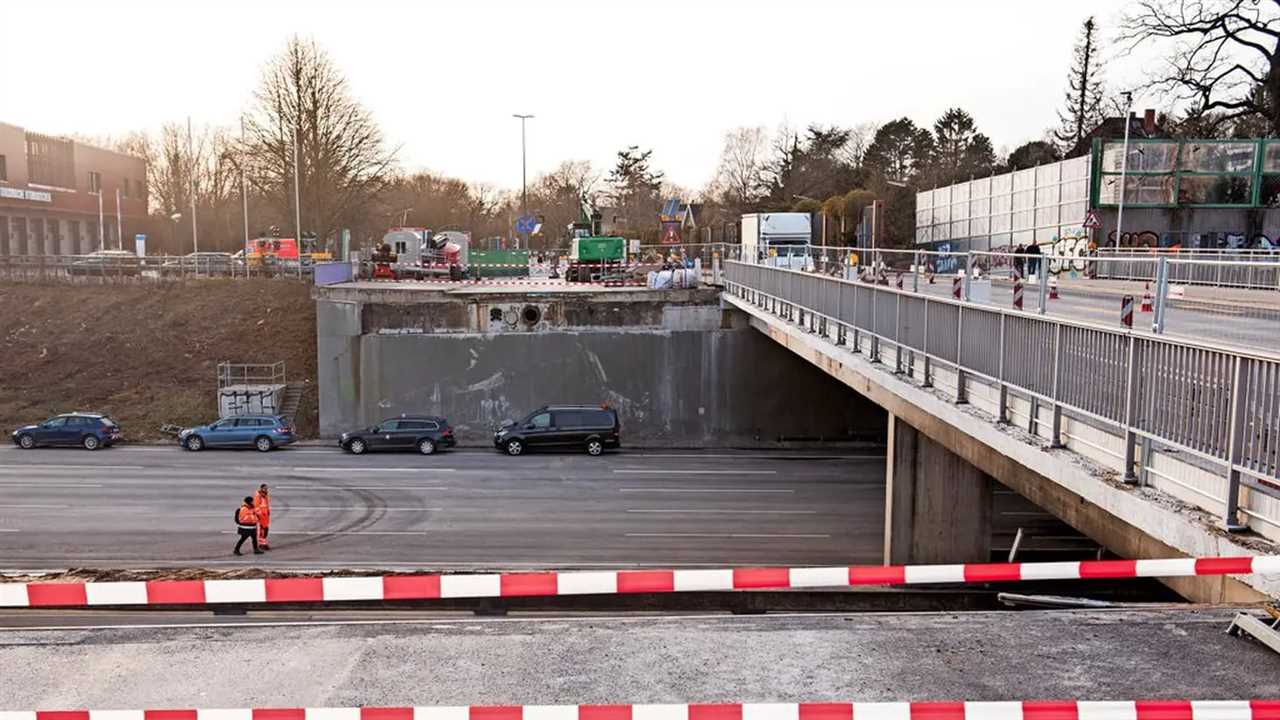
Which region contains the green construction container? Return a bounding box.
[572,236,626,263]
[469,249,531,277]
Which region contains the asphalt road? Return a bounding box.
[912,277,1280,350]
[0,446,894,571]
[0,608,1274,707]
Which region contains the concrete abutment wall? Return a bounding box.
[884,413,993,565]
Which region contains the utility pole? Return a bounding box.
[1115,91,1134,249]
[240,116,250,248]
[293,125,302,248]
[512,113,533,249]
[188,116,199,254]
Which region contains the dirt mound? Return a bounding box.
[0,279,317,440]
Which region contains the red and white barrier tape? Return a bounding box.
[4,701,1278,720]
[0,556,1275,608]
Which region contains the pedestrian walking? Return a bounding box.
[255,483,272,551]
[234,496,263,556]
[1026,242,1042,278]
[1012,243,1026,278]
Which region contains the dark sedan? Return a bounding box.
[339,415,456,455]
[12,412,122,450]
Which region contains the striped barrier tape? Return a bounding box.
[0,556,1275,608]
[4,701,1278,720]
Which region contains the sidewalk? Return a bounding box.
[989,274,1280,314]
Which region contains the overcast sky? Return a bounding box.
[2,0,1156,192]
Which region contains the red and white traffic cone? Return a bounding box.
[1140,284,1154,312]
[1048,276,1059,300]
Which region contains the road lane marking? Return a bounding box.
[0,464,144,470]
[625,532,829,539]
[0,483,104,488]
[218,530,431,536]
[625,509,817,515]
[273,486,449,491]
[290,467,456,473]
[0,504,72,509]
[0,529,17,533]
[613,469,777,475]
[619,488,794,494]
[280,507,443,512]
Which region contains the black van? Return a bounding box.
[493,405,620,456]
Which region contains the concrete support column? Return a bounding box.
[884,412,993,565]
[316,299,364,437]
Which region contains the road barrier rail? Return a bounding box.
[6,700,1279,720]
[0,557,1274,608]
[724,261,1280,538]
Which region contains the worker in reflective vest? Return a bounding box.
[255,484,272,551]
[234,496,263,556]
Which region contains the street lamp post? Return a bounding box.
[1115,91,1134,249]
[513,113,533,249]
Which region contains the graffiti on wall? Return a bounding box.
[1042,230,1093,278]
[1107,230,1160,248]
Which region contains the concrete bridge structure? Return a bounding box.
[722,261,1280,602]
[313,271,1280,603]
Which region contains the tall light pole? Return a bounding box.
[512,113,533,249]
[188,116,199,254]
[1114,91,1134,249]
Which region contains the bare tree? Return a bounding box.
[244,36,397,247]
[709,126,770,211]
[1121,0,1280,134]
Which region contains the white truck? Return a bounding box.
[741,212,813,270]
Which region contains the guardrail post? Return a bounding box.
[1223,356,1249,532]
[997,314,1008,423]
[921,298,932,387]
[955,306,967,404]
[893,292,903,374]
[963,252,974,302]
[851,279,860,353]
[1038,266,1049,315]
[1049,323,1064,447]
[870,286,879,363]
[1122,335,1141,484]
[1152,256,1169,334]
[913,251,921,293]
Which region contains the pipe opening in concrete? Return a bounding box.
[522,305,542,325]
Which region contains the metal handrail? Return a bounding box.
[724,259,1280,535]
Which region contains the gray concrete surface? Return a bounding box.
[320,319,886,444]
[0,447,1082,572]
[0,609,1274,707]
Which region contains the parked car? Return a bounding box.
[68,250,143,276]
[161,252,239,276]
[493,405,620,456]
[179,415,295,452]
[339,415,456,455]
[11,412,122,450]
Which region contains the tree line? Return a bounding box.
[107,1,1280,254]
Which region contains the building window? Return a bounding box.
[0,155,6,181]
[89,171,102,194]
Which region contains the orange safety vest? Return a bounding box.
[236,505,258,529]
[255,491,271,527]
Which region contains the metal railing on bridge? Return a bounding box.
[1093,248,1280,290]
[724,260,1280,537]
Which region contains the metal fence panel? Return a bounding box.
[899,295,927,352]
[928,301,960,365]
[1057,326,1128,423]
[1243,357,1280,478]
[1002,315,1055,397]
[959,307,1002,379]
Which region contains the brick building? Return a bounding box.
[0,121,148,256]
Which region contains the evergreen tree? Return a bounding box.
[1054,17,1108,152]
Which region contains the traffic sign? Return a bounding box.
[1083,209,1101,229]
[515,215,537,234]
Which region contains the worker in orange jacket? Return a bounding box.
[255,483,272,551]
[234,496,263,555]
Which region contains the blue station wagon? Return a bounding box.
[179,415,295,452]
